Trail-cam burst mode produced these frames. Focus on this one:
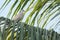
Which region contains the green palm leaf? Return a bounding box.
[0,0,60,40]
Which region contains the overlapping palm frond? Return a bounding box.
[0,0,60,40]
[0,17,60,40]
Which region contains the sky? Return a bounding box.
[0,0,16,17]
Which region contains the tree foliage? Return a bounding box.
[0,0,60,33]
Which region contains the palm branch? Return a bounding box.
[0,0,60,40]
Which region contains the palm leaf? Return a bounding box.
[0,17,60,40]
[0,1,60,40]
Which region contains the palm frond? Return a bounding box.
[0,0,60,34]
[0,17,60,40]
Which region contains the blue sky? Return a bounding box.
[0,0,15,17]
